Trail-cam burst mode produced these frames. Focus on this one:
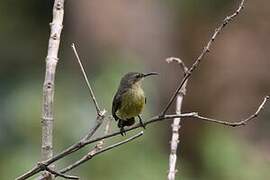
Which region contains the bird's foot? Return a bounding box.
[120,126,126,136]
[140,122,146,129]
[138,115,146,129]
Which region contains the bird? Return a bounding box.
[112,72,158,136]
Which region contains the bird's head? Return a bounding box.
[120,72,159,87]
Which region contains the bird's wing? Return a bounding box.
[112,93,121,121]
[112,87,128,121]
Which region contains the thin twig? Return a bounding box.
[59,131,143,174]
[167,58,188,180]
[166,57,188,73]
[82,110,106,141]
[71,43,106,141]
[192,96,269,126]
[42,165,79,180]
[40,118,112,180]
[16,95,268,180]
[161,0,246,115]
[59,117,112,175]
[87,116,112,152]
[90,116,112,150]
[71,43,101,115]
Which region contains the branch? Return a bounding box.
[161,0,246,115]
[166,57,188,73]
[15,113,193,180]
[84,115,112,148]
[192,96,269,127]
[42,165,79,180]
[83,95,268,147]
[71,43,102,115]
[58,117,112,175]
[71,43,106,141]
[166,58,188,180]
[16,95,268,180]
[41,0,65,179]
[59,131,143,175]
[82,111,106,141]
[39,118,112,180]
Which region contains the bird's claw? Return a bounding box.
[138,115,146,129]
[140,122,146,129]
[120,126,126,136]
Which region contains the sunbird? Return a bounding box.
[112,72,158,136]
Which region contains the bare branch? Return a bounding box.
[15,113,193,180]
[16,165,42,180]
[167,58,188,180]
[161,0,246,115]
[41,0,65,179]
[83,96,269,147]
[59,117,112,174]
[59,131,143,175]
[83,95,268,146]
[192,96,269,127]
[71,43,106,141]
[16,95,268,180]
[86,116,112,153]
[82,110,106,141]
[71,43,102,115]
[166,57,188,73]
[166,1,245,177]
[42,165,79,180]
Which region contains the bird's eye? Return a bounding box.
[135,74,141,78]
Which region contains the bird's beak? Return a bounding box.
[143,72,159,77]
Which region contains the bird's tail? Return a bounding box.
[117,118,135,128]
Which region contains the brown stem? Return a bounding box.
[71,43,102,115]
[59,131,143,174]
[160,0,246,115]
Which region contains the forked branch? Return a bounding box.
[161,0,246,115]
[71,43,106,141]
[59,131,144,175]
[41,165,79,180]
[58,116,112,175]
[166,58,188,180]
[16,96,268,180]
[71,43,102,115]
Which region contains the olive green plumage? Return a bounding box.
[112,72,158,135]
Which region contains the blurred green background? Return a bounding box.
[1,0,270,179]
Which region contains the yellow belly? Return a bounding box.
[116,87,145,120]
